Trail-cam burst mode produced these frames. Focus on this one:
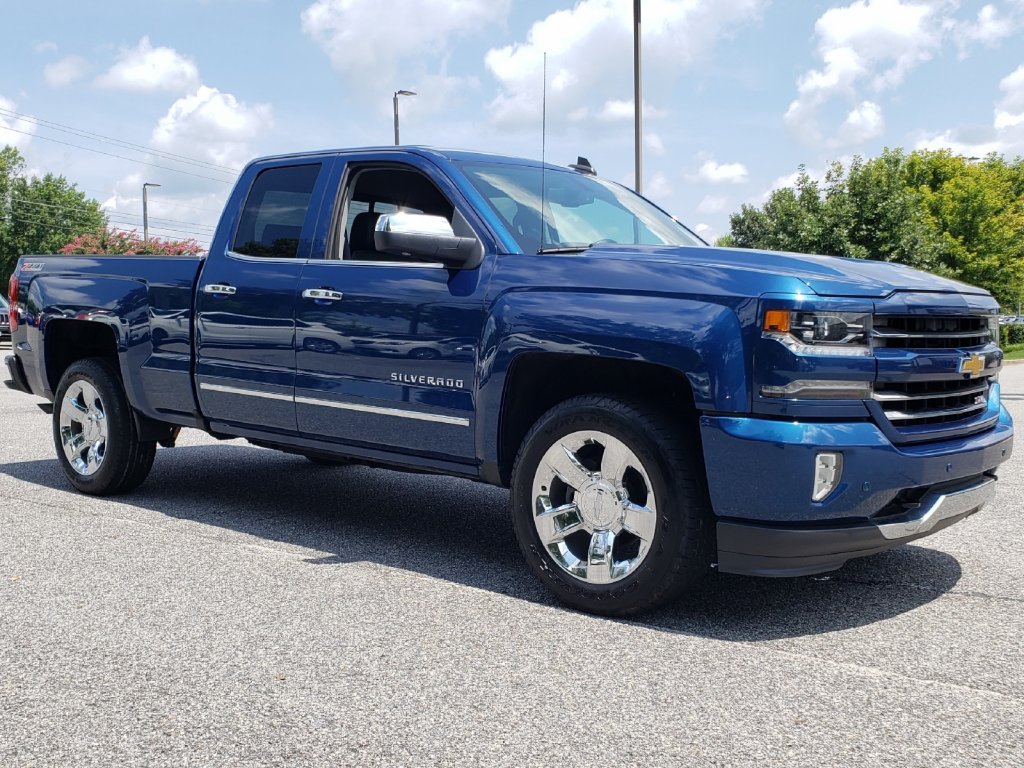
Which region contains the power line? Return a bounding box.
[11,197,216,232]
[78,187,224,217]
[7,211,213,242]
[0,124,236,184]
[0,105,241,174]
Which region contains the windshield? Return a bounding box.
[458,161,704,254]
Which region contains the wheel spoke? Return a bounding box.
[65,387,89,416]
[621,501,657,544]
[585,529,616,584]
[61,428,85,452]
[535,500,586,545]
[547,444,592,490]
[85,441,104,473]
[599,438,632,485]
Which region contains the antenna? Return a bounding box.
[540,51,547,254]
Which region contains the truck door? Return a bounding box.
[294,159,491,461]
[195,160,328,433]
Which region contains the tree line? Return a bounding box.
[718,148,1024,312]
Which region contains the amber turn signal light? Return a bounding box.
[763,309,790,333]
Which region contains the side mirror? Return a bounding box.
[374,212,481,268]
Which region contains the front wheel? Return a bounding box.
[511,395,712,616]
[52,358,156,496]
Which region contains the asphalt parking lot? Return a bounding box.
[2,345,1022,767]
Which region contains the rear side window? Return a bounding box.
[232,164,321,258]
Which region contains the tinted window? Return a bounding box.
[233,164,321,258]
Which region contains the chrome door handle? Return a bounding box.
[202,283,237,295]
[302,288,343,301]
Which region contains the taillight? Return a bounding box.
[8,272,18,332]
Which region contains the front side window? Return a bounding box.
[339,166,453,261]
[233,164,321,258]
[459,161,704,254]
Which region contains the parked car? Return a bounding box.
[0,295,10,341]
[4,146,1014,615]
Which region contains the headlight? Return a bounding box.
[989,316,1000,347]
[763,310,872,356]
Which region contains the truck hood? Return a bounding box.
[595,244,989,298]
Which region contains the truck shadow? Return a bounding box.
[1,442,963,641]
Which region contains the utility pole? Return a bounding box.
[393,90,417,145]
[142,182,161,242]
[633,0,642,194]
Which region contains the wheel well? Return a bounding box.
[44,320,119,392]
[498,353,699,485]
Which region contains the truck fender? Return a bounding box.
[475,291,751,471]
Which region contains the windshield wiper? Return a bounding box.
[536,245,591,254]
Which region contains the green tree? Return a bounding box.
[0,145,106,284]
[724,148,1024,308]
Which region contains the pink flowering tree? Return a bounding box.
[60,228,205,256]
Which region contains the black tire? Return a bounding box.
[511,394,712,616]
[52,358,156,496]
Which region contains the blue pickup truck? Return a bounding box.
[4,147,1014,614]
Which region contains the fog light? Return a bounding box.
[812,452,843,502]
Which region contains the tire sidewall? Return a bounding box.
[511,399,698,614]
[52,359,135,495]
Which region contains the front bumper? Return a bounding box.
[717,474,996,576]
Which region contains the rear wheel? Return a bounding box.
[511,394,711,616]
[52,358,156,495]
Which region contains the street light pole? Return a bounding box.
[633,0,642,194]
[393,89,417,145]
[142,182,161,243]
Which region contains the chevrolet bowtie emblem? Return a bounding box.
[959,354,985,378]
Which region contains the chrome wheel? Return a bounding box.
[58,380,108,476]
[531,430,657,585]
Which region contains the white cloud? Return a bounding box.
[301,0,510,89]
[0,96,35,149]
[786,0,942,148]
[44,55,89,87]
[697,195,728,214]
[917,64,1024,156]
[694,159,749,184]
[485,0,767,129]
[597,99,668,122]
[95,36,200,93]
[954,4,1017,57]
[994,65,1024,130]
[101,172,224,246]
[915,130,1004,157]
[151,86,273,170]
[34,41,58,54]
[787,1,1024,150]
[837,100,884,144]
[645,171,673,201]
[644,132,665,156]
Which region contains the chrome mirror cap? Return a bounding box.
[375,212,454,237]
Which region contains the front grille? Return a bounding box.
[873,377,991,427]
[872,315,991,349]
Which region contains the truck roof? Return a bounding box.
[245,146,556,171]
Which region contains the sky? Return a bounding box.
[1,0,1022,249]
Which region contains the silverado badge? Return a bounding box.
[959,353,985,378]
